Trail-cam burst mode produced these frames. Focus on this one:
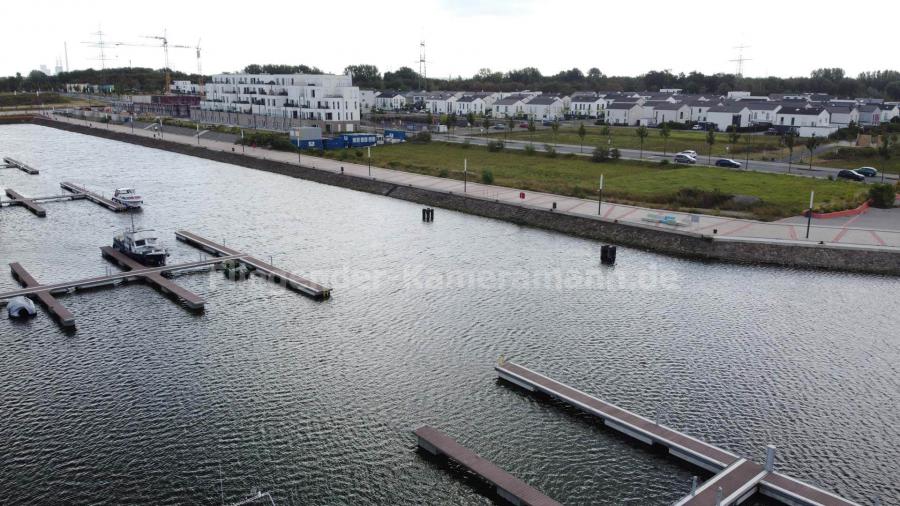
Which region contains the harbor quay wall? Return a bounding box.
[28,117,900,276]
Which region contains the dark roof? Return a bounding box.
[653,102,687,110]
[857,104,880,112]
[778,106,826,116]
[706,103,750,113]
[377,91,402,98]
[456,95,482,103]
[526,96,561,105]
[570,95,602,103]
[746,102,781,111]
[607,102,640,110]
[824,105,853,113]
[495,95,526,105]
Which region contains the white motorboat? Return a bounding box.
[112,188,143,209]
[113,228,168,266]
[7,296,36,318]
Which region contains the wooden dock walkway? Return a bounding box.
[174,230,332,300]
[60,182,127,211]
[414,426,561,506]
[495,360,861,506]
[4,188,47,217]
[2,157,39,174]
[9,262,75,327]
[100,247,206,309]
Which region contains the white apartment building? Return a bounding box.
[170,80,201,94]
[200,73,360,133]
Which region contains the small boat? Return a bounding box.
[7,296,36,319]
[113,228,168,266]
[112,188,143,209]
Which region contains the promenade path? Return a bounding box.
[40,114,900,251]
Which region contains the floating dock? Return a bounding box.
[495,360,860,506]
[415,426,561,506]
[0,231,331,329]
[60,182,127,212]
[175,230,331,300]
[2,157,39,174]
[4,188,47,217]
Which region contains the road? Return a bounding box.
[437,131,897,183]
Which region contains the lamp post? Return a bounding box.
[806,190,814,239]
[598,174,604,215]
[196,123,200,145]
[241,129,245,154]
[367,146,371,177]
[464,158,467,193]
[158,118,163,139]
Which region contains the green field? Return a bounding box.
[327,142,869,220]
[814,146,900,174]
[486,125,795,161]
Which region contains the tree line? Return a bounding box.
[3,63,900,99]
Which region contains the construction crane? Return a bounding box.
[194,38,204,90]
[115,29,192,93]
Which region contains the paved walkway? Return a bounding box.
[40,115,900,250]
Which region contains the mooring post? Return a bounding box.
[765,445,776,472]
[715,486,723,506]
[691,476,698,496]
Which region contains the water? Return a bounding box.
[0,124,898,505]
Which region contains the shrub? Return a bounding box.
[524,144,536,156]
[868,183,896,208]
[658,159,670,166]
[544,144,557,158]
[438,168,449,178]
[609,148,621,160]
[563,153,576,159]
[672,188,733,208]
[412,131,432,143]
[461,139,471,149]
[481,169,494,184]
[487,140,504,152]
[355,149,363,158]
[591,146,609,163]
[338,150,349,160]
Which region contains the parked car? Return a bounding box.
[691,124,704,130]
[492,123,506,130]
[678,150,698,158]
[541,120,554,126]
[519,122,529,128]
[837,169,866,182]
[764,128,779,135]
[674,154,697,164]
[855,166,878,177]
[715,158,742,168]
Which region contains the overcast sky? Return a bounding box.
[4,0,898,80]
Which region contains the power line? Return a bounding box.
[729,44,752,77]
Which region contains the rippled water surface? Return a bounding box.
[0,124,898,505]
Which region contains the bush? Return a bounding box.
[487,140,504,152]
[591,146,609,163]
[609,148,621,160]
[868,183,897,208]
[672,187,733,208]
[338,150,349,160]
[412,131,432,143]
[355,149,363,158]
[544,144,557,158]
[438,168,449,178]
[524,144,536,156]
[481,169,494,184]
[461,139,471,149]
[658,159,670,166]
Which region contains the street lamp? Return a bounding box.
[367,146,371,177]
[464,158,468,193]
[806,190,814,239]
[598,174,604,215]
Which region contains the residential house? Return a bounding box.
[522,95,564,120]
[375,91,406,111]
[569,95,607,119]
[824,105,858,127]
[776,106,836,137]
[705,103,751,131]
[492,94,528,118]
[880,103,899,123]
[359,89,377,113]
[857,104,882,126]
[747,102,782,126]
[653,102,691,124]
[607,102,642,126]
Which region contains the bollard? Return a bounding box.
[340,166,344,174]
[691,476,698,496]
[764,445,776,472]
[552,202,557,210]
[607,245,617,265]
[715,486,723,506]
[601,245,616,265]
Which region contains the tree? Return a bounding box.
[426,111,434,125]
[344,64,381,88]
[482,115,490,133]
[577,123,587,153]
[877,132,897,182]
[659,123,671,155]
[506,116,514,140]
[705,129,716,164]
[783,132,796,173]
[448,112,458,135]
[635,126,649,159]
[466,112,476,127]
[805,136,820,170]
[728,130,741,153]
[527,118,536,146]
[550,120,560,144]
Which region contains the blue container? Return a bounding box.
[340,133,377,148]
[323,138,348,150]
[293,138,323,150]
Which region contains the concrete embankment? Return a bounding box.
[22,116,900,276]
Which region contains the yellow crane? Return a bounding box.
[115,29,193,93]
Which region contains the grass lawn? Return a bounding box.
[327,142,869,220]
[814,147,900,174]
[486,125,794,161]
